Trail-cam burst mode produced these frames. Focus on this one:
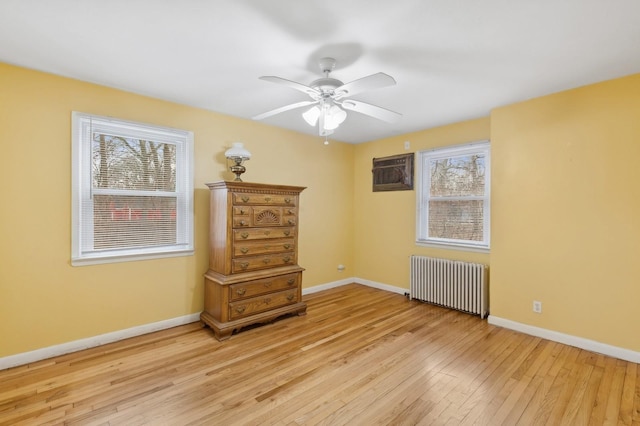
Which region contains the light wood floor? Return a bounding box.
[1,284,638,425]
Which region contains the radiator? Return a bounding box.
[410,255,488,318]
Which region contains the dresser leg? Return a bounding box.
[214,328,233,341]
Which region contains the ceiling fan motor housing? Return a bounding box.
[313,58,344,95]
[310,77,343,94]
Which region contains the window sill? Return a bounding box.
[415,240,490,254]
[71,249,194,266]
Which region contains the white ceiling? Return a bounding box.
[1,0,639,144]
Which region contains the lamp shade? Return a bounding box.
[303,104,347,131]
[225,142,251,160]
[324,105,347,130]
[302,106,320,126]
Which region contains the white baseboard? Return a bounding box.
[302,277,407,296]
[0,313,201,371]
[302,277,357,295]
[488,315,640,364]
[353,278,408,295]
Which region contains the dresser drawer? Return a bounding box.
[233,206,293,228]
[233,206,251,216]
[229,273,299,301]
[228,289,298,320]
[233,227,295,241]
[232,252,296,273]
[234,239,295,257]
[283,207,297,218]
[233,192,297,206]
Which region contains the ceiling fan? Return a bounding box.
[252,57,402,136]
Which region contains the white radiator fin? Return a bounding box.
[410,255,488,318]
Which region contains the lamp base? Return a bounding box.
[230,164,246,182]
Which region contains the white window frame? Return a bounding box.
[71,112,194,265]
[416,141,490,252]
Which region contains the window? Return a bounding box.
[72,112,194,265]
[416,141,490,251]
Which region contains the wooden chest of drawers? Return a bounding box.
[200,181,306,340]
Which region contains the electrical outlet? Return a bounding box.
[404,141,410,150]
[533,300,542,313]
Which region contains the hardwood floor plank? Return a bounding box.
[490,340,557,424]
[524,344,580,424]
[557,351,597,424]
[620,362,638,425]
[573,363,604,425]
[507,340,566,425]
[634,362,640,424]
[456,337,542,425]
[0,284,638,425]
[589,355,619,426]
[603,360,630,424]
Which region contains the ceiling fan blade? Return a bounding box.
[340,100,402,123]
[259,76,321,98]
[334,73,396,99]
[252,100,318,121]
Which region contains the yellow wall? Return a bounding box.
[352,119,491,288]
[2,60,638,359]
[0,63,354,357]
[491,73,640,352]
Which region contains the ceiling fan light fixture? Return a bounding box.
[324,105,347,130]
[254,57,400,137]
[302,106,320,126]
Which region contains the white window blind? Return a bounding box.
[72,112,194,265]
[416,141,490,251]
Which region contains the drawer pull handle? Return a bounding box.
[262,258,271,264]
[235,306,246,314]
[241,196,249,203]
[287,219,295,225]
[239,208,246,214]
[239,220,247,226]
[283,230,290,236]
[241,232,249,239]
[283,256,291,263]
[264,230,270,236]
[236,288,246,296]
[285,198,291,204]
[264,297,272,304]
[287,279,295,285]
[287,294,295,301]
[284,244,291,250]
[265,196,272,202]
[264,282,272,288]
[240,247,249,254]
[288,209,294,215]
[240,262,249,270]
